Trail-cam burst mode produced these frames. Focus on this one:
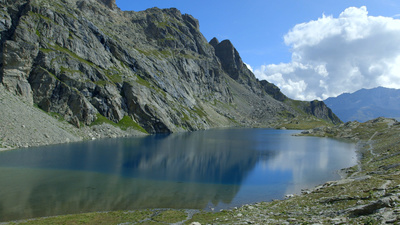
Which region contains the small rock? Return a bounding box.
[285,194,294,199]
[190,222,201,225]
[237,213,243,217]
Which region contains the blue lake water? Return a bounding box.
[0,128,357,221]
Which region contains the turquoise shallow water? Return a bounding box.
[0,128,357,221]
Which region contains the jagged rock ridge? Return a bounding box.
[0,0,340,134]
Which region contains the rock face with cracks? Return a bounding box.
[0,0,340,136]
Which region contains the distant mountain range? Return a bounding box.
[324,87,400,122]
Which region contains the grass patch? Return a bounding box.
[39,48,54,54]
[278,117,332,130]
[12,210,153,225]
[105,67,124,83]
[118,116,148,134]
[60,66,83,74]
[91,79,109,86]
[50,44,96,67]
[47,111,65,122]
[193,106,207,118]
[135,75,152,88]
[28,11,52,23]
[91,114,148,134]
[90,114,118,127]
[153,210,187,223]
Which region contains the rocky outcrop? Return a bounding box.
[211,38,261,94]
[259,80,287,102]
[309,100,342,124]
[293,100,342,125]
[0,0,340,134]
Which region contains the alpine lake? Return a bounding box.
[0,128,357,222]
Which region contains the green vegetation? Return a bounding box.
[60,66,83,75]
[104,66,126,83]
[135,74,152,89]
[35,29,41,37]
[136,48,174,59]
[277,110,295,119]
[155,17,185,32]
[193,106,207,118]
[118,116,148,134]
[28,11,52,23]
[39,48,54,54]
[91,114,148,134]
[152,210,187,223]
[49,44,96,67]
[47,111,65,122]
[284,99,314,117]
[31,0,78,21]
[8,210,153,225]
[277,117,332,130]
[91,79,109,87]
[36,66,61,81]
[90,114,113,127]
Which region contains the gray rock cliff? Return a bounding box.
[0,0,340,134]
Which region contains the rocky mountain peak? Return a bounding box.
[213,39,243,80]
[0,0,341,134]
[97,0,117,10]
[209,37,220,48]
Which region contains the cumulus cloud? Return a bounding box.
[244,62,254,72]
[254,6,400,100]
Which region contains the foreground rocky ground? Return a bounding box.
[3,117,400,224]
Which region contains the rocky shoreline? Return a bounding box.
[179,118,400,224]
[0,85,146,151]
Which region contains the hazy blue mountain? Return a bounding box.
[324,87,400,122]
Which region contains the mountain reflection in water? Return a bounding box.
[0,129,356,221]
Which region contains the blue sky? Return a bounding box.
[116,1,400,100]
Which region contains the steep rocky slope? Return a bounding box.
[0,0,340,138]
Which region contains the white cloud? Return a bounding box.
[244,62,253,72]
[254,6,400,100]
